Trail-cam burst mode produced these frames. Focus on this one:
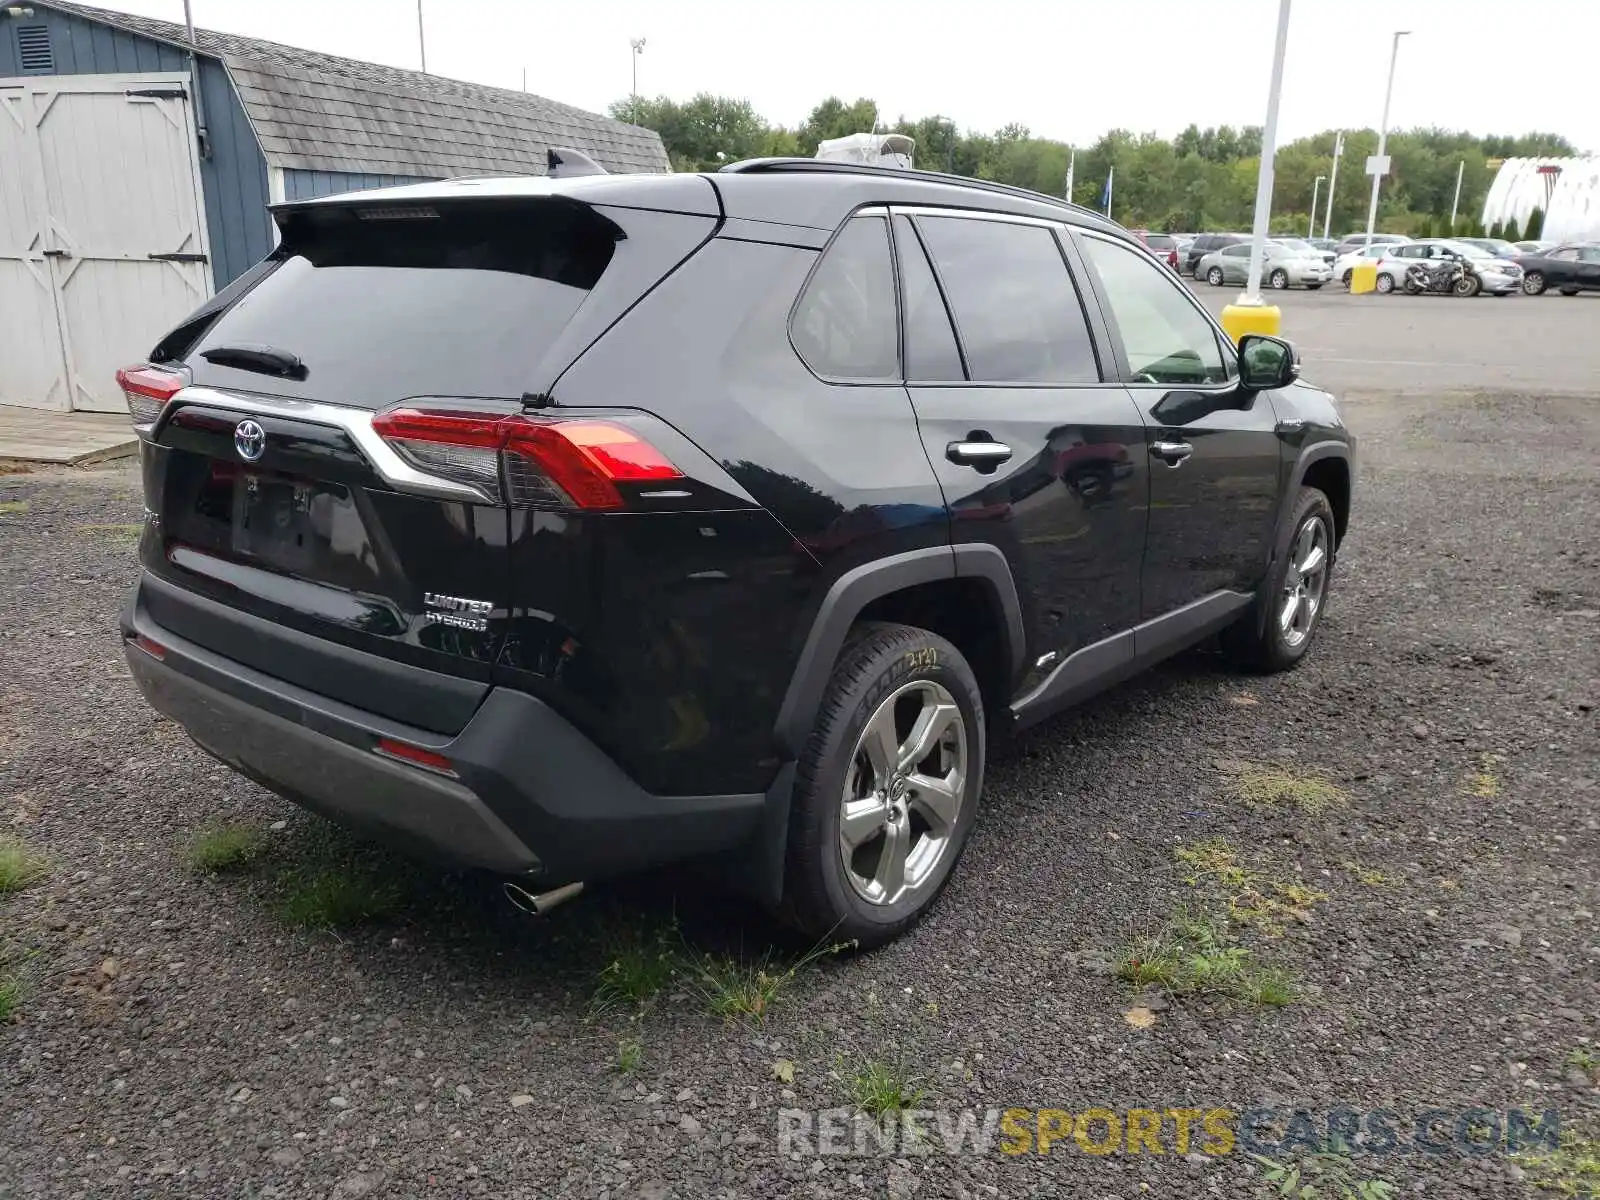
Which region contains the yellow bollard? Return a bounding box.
[1348,263,1377,295]
[1218,301,1281,345]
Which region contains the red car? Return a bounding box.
[1132,229,1180,270]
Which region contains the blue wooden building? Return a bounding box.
[0,1,668,412]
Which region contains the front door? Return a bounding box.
[893,211,1149,679]
[1075,231,1283,621]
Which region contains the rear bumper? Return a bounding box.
[122,576,765,881]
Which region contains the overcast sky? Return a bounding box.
[110,0,1597,152]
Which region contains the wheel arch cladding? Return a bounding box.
[772,545,1024,759]
[1300,452,1351,546]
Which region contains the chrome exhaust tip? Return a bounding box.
[503,879,584,916]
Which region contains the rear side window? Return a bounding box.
[791,216,899,381]
[190,199,620,409]
[1081,234,1229,385]
[916,216,1099,385]
[893,216,964,381]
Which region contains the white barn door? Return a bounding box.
[0,73,211,412]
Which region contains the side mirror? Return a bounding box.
[1237,334,1300,392]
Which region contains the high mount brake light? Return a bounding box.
[116,364,185,428]
[370,408,682,510]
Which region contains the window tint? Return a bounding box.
[1223,244,1250,258]
[1579,247,1600,263]
[1081,234,1230,386]
[915,217,1098,384]
[1550,248,1579,262]
[791,216,899,380]
[894,217,965,381]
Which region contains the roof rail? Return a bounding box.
[717,157,1108,223]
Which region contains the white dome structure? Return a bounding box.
[1482,157,1600,242]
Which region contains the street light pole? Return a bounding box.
[1237,0,1292,308]
[416,0,426,73]
[1449,158,1464,233]
[1309,175,1325,237]
[629,38,646,121]
[1362,30,1410,247]
[1323,130,1343,239]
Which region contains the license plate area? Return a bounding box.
[230,471,319,573]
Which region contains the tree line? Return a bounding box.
[611,94,1574,237]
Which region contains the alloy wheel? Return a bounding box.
[838,680,968,906]
[1522,272,1545,295]
[1279,515,1330,649]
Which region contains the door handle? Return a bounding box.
[1150,440,1194,466]
[946,440,1012,468]
[41,248,70,258]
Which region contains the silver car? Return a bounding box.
[1196,241,1333,290]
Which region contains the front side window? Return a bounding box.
[1081,234,1230,386]
[1223,245,1250,258]
[791,216,899,381]
[1550,248,1580,262]
[916,216,1099,385]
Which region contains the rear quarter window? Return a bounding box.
[790,216,900,381]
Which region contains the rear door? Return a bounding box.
[895,210,1149,677]
[1075,230,1282,620]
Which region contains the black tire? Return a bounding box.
[1375,272,1395,294]
[1341,269,1353,287]
[780,623,985,949]
[1269,268,1289,290]
[1206,266,1224,286]
[1221,487,1337,674]
[1522,271,1546,296]
[1454,274,1481,297]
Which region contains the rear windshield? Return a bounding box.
[1143,234,1176,249]
[187,198,620,408]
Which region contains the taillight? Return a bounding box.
[129,633,167,660]
[371,408,682,510]
[116,363,185,429]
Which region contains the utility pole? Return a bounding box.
[1065,149,1075,202]
[416,0,426,73]
[1323,130,1343,239]
[1236,0,1292,311]
[1309,175,1325,237]
[629,37,646,121]
[1449,158,1464,233]
[1363,31,1410,246]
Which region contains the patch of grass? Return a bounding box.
[849,1058,926,1118]
[73,522,143,541]
[277,865,401,928]
[1117,906,1298,1008]
[688,938,851,1025]
[1254,1152,1397,1199]
[1228,763,1348,815]
[0,836,49,894]
[1175,839,1327,935]
[1339,859,1391,887]
[616,1036,644,1074]
[1516,1123,1600,1198]
[1568,1047,1598,1074]
[0,499,28,516]
[591,921,683,1013]
[1464,753,1504,799]
[0,973,21,1021]
[187,823,266,873]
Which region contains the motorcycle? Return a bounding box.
[1403,253,1482,297]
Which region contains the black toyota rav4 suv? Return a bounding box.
[119,160,1353,948]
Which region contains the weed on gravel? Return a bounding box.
[188,823,267,873]
[1117,907,1297,1007]
[1253,1151,1398,1199]
[591,919,683,1014]
[277,864,403,928]
[847,1057,926,1118]
[688,938,851,1024]
[0,835,49,894]
[1515,1121,1600,1197]
[1226,762,1348,815]
[0,972,21,1020]
[1175,838,1327,934]
[615,1036,645,1074]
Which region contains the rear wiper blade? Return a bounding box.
[199,342,307,380]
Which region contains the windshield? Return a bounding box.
[1445,242,1493,259]
[1274,238,1315,254]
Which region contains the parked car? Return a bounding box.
[1332,243,1389,287]
[1372,239,1523,295]
[1333,232,1410,256]
[1514,242,1600,295]
[1307,237,1340,254]
[117,162,1353,948]
[1453,236,1522,259]
[1513,240,1553,254]
[1197,240,1333,289]
[1274,236,1336,268]
[1132,229,1181,270]
[1184,232,1248,275]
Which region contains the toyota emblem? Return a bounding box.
[233,419,266,462]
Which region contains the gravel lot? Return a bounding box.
[2,292,1597,1198]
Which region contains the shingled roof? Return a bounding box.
[38,1,670,176]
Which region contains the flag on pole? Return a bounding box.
[1101,167,1114,216]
